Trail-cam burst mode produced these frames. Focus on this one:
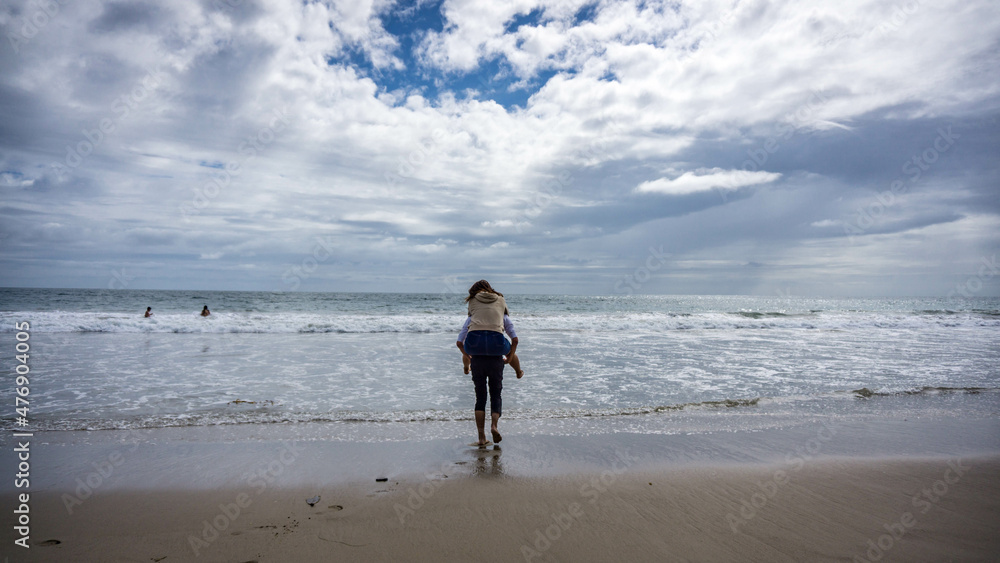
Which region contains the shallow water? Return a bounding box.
[1,289,997,436]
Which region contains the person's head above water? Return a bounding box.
[465,279,503,303]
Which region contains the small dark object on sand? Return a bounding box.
[375,477,388,482]
[306,495,320,506]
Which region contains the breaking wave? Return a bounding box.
[3,309,999,334]
[11,389,999,432]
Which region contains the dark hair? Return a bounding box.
[465,279,503,302]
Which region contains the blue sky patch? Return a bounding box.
[324,1,560,110]
[505,7,546,33]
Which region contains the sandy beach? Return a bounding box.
[5,447,999,562]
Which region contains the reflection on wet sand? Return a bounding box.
[469,445,504,477]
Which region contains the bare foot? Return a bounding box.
[491,427,502,443]
[516,370,524,379]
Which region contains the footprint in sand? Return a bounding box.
[317,530,368,547]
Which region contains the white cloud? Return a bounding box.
[0,0,997,293]
[635,169,782,195]
[417,0,686,79]
[482,220,515,228]
[811,219,839,228]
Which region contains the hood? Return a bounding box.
[474,292,499,304]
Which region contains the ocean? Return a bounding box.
[1,288,998,442]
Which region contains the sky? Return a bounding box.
[1,0,999,296]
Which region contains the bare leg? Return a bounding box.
[507,352,524,378]
[475,410,488,445]
[490,411,502,443]
[463,353,471,375]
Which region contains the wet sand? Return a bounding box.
[3,414,999,562]
[4,454,999,562]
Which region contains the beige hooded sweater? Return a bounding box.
[467,291,507,333]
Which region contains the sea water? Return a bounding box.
[1,289,998,441]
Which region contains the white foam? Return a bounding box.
[2,310,997,334]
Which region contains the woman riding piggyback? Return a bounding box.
[456,280,523,446]
[457,280,523,377]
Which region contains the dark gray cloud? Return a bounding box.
[89,2,163,34]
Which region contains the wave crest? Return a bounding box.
[3,310,999,334]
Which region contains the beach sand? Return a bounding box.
[6,454,999,562]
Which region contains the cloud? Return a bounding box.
[0,0,997,295]
[635,169,782,195]
[810,219,839,228]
